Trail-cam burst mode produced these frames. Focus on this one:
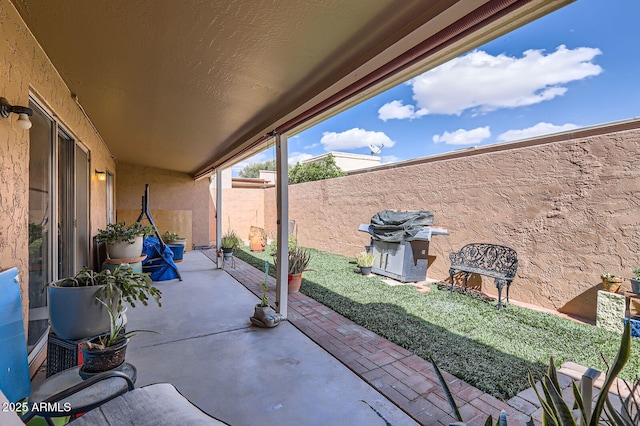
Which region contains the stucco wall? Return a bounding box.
[210,186,265,245]
[115,162,210,247]
[1,0,116,324]
[261,121,640,321]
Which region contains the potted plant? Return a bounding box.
[97,222,154,259]
[631,267,640,294]
[356,251,375,276]
[80,299,158,376]
[48,266,162,340]
[601,272,624,293]
[285,247,312,293]
[220,230,241,260]
[267,234,297,256]
[162,230,186,262]
[248,226,267,252]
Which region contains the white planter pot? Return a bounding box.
[107,236,143,259]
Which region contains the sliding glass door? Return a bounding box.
[27,98,90,360]
[27,103,53,356]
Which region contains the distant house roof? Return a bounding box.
[232,177,276,189]
[301,152,381,172]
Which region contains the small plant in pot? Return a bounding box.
[220,230,241,260]
[97,222,154,259]
[48,266,162,340]
[356,251,375,276]
[162,230,187,262]
[249,262,281,328]
[631,266,640,294]
[81,299,159,377]
[284,247,312,293]
[602,272,624,293]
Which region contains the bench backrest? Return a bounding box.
[450,243,518,280]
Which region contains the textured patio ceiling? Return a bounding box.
[11,0,572,177]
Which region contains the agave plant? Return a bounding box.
[287,247,312,275]
[433,322,638,425]
[531,322,635,426]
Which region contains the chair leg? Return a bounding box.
[449,270,455,294]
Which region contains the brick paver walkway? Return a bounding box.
[203,250,615,425]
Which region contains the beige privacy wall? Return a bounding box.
[115,162,211,248]
[209,186,266,245]
[262,121,640,321]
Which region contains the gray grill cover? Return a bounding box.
[370,210,434,242]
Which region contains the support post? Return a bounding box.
[274,132,289,318]
[215,168,223,269]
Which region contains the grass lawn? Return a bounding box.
[235,246,640,401]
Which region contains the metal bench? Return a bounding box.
[448,243,518,310]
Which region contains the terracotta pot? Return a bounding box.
[81,338,129,373]
[602,277,623,293]
[249,226,266,252]
[288,273,302,293]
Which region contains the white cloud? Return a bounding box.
[432,126,491,145]
[288,152,313,166]
[498,122,578,142]
[383,45,602,119]
[378,100,428,121]
[320,128,395,151]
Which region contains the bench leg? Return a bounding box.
[448,269,455,295]
[495,279,506,310]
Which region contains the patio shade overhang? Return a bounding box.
[11,0,573,177]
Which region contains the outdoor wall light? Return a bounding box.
[0,97,33,130]
[95,170,107,181]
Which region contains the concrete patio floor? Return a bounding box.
[124,250,418,425]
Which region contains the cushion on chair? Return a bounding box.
[69,383,227,425]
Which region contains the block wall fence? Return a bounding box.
[258,120,640,321]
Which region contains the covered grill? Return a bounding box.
[358,210,448,282]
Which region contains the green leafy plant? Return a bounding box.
[259,281,269,307]
[96,222,154,245]
[267,234,298,255]
[221,230,242,249]
[83,299,159,349]
[162,230,180,242]
[602,273,623,283]
[288,153,346,184]
[52,266,161,309]
[632,267,640,280]
[356,251,375,268]
[239,159,276,178]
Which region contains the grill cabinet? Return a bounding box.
[359,210,448,283]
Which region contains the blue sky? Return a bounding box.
[234,0,639,173]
